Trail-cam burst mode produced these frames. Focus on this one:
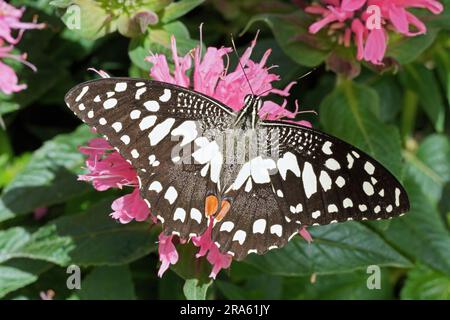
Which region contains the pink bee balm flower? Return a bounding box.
[157,233,179,278]
[305,0,443,65]
[0,1,45,94]
[78,138,138,191]
[110,188,151,224]
[0,0,45,45]
[79,34,312,279]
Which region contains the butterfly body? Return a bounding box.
[65,77,409,260]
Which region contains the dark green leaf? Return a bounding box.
[399,63,445,132]
[404,134,450,204]
[0,200,157,266]
[70,265,136,300]
[245,222,411,276]
[0,126,93,223]
[387,29,438,65]
[401,265,450,300]
[382,176,450,275]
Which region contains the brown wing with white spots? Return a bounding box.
[64,77,234,238]
[211,121,409,260]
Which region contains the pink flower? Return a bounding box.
[191,217,232,279]
[299,226,313,244]
[80,34,311,279]
[0,1,45,94]
[147,34,312,123]
[305,0,443,65]
[78,138,137,191]
[33,207,48,220]
[0,42,34,94]
[0,0,45,45]
[110,188,151,224]
[158,233,179,277]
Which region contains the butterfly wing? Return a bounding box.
[65,77,234,238]
[211,121,409,260]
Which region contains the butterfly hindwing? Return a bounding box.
[210,122,409,259]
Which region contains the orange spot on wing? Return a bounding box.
[205,195,219,216]
[216,200,231,222]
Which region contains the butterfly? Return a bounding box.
[65,77,410,260]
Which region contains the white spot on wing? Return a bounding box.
[144,100,160,112]
[164,186,178,205]
[322,141,333,155]
[220,221,234,232]
[319,170,332,192]
[270,224,282,237]
[148,118,175,146]
[159,89,171,102]
[325,158,341,171]
[173,208,186,222]
[103,98,117,109]
[232,230,246,245]
[190,208,202,224]
[139,115,157,130]
[115,82,127,92]
[252,219,266,234]
[75,86,89,102]
[277,152,300,180]
[302,162,317,199]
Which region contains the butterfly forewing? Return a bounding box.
[65,78,234,238]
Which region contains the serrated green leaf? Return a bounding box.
[0,200,157,266]
[183,278,211,300]
[0,260,50,299]
[320,79,402,177]
[404,134,450,204]
[401,265,450,300]
[129,21,196,71]
[161,0,205,23]
[387,29,438,64]
[0,126,93,223]
[244,222,411,276]
[382,176,450,275]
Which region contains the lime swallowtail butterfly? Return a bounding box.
[65,77,409,260]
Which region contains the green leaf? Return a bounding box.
[244,12,329,67]
[404,134,450,204]
[62,0,116,40]
[401,265,450,300]
[399,63,445,132]
[171,242,212,284]
[0,260,50,299]
[371,76,402,123]
[0,126,93,223]
[282,270,394,299]
[382,176,450,275]
[129,21,196,71]
[320,79,402,177]
[183,278,211,300]
[0,200,157,266]
[244,222,411,276]
[387,29,438,64]
[217,275,282,299]
[70,266,136,300]
[161,0,205,23]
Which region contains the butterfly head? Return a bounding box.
[237,94,262,129]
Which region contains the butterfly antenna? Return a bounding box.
[199,22,204,58]
[230,33,254,95]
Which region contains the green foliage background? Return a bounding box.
[0,0,449,300]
